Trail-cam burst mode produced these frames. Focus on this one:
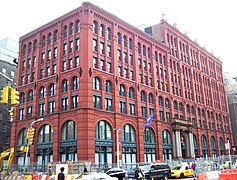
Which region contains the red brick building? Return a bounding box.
[11,2,232,166]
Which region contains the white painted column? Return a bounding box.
[189,132,195,158]
[175,130,182,158]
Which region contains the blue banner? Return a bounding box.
[145,114,154,128]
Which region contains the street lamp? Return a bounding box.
[114,128,121,168]
[23,118,44,172]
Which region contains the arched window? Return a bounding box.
[72,76,78,90]
[18,128,27,145]
[61,120,77,140]
[122,124,135,142]
[144,128,155,143]
[219,137,224,155]
[62,79,68,92]
[186,104,190,113]
[147,47,151,58]
[54,30,58,42]
[93,21,98,34]
[140,91,146,102]
[69,23,74,36]
[47,33,52,45]
[211,136,216,148]
[28,90,33,102]
[42,36,46,48]
[123,35,127,47]
[93,77,101,90]
[129,87,135,99]
[158,96,163,106]
[129,38,133,50]
[105,80,112,93]
[63,25,67,38]
[201,135,207,146]
[28,42,32,53]
[144,128,156,163]
[138,43,141,54]
[148,93,153,104]
[143,45,146,56]
[100,24,105,37]
[33,40,37,51]
[202,109,205,117]
[95,120,112,140]
[38,125,53,143]
[117,32,121,45]
[23,44,27,56]
[49,83,55,96]
[75,20,80,33]
[179,102,183,111]
[173,101,177,110]
[162,130,171,144]
[20,93,25,104]
[201,134,208,157]
[191,106,195,114]
[165,98,169,108]
[119,84,126,96]
[107,27,111,40]
[39,86,45,98]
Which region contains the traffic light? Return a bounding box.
[9,107,14,122]
[20,146,28,152]
[29,128,35,145]
[0,86,9,104]
[11,89,20,105]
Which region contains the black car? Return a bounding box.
[126,163,171,180]
[106,168,127,180]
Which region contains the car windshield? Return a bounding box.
[173,166,181,170]
[140,165,150,171]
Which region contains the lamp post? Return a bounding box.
[23,118,44,172]
[114,128,121,168]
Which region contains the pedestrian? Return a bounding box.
[58,167,65,180]
[191,162,196,177]
[84,166,88,173]
[134,165,144,180]
[48,166,52,176]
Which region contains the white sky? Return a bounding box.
[1,0,236,76]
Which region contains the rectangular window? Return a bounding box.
[107,62,112,73]
[118,49,121,61]
[62,97,68,111]
[19,108,24,120]
[72,95,78,109]
[100,59,105,70]
[39,103,45,116]
[149,77,153,87]
[48,101,55,113]
[148,62,151,73]
[53,64,56,74]
[62,61,66,71]
[93,39,97,51]
[118,66,122,76]
[119,101,126,114]
[149,108,154,115]
[27,106,33,118]
[107,45,111,57]
[46,67,50,76]
[159,110,164,121]
[63,43,67,55]
[69,41,73,53]
[166,112,170,122]
[41,52,45,63]
[74,56,79,68]
[54,47,57,59]
[138,58,142,69]
[143,60,147,71]
[27,58,31,69]
[93,95,101,109]
[40,69,44,79]
[93,57,98,68]
[75,38,80,51]
[141,106,147,117]
[129,103,135,115]
[130,70,134,80]
[31,72,35,82]
[124,68,128,78]
[129,54,133,65]
[33,56,36,67]
[69,58,73,69]
[100,42,104,54]
[105,98,112,111]
[123,52,127,63]
[48,49,51,61]
[139,74,142,83]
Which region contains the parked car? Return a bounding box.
[106,168,127,180]
[171,165,194,178]
[126,162,171,180]
[82,172,118,180]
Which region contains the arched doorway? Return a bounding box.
[193,134,198,156]
[219,137,225,155]
[95,120,113,166]
[211,136,217,157]
[162,130,172,161]
[144,128,156,163]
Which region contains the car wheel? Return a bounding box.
[163,174,168,180]
[180,173,184,179]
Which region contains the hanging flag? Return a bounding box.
[145,114,154,128]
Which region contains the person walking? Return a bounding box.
[134,165,144,180]
[48,166,52,176]
[58,167,65,180]
[191,162,196,178]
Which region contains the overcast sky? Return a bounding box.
[1,0,236,76]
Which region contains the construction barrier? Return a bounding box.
[197,173,208,180]
[206,171,219,180]
[31,176,41,180]
[219,173,237,180]
[1,176,23,180]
